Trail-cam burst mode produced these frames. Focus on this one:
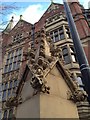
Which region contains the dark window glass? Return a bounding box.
[12,88,16,97]
[6,59,9,65]
[50,32,53,36]
[50,32,54,41]
[2,83,4,91]
[63,55,70,64]
[60,33,65,40]
[15,49,18,56]
[55,35,59,42]
[9,58,13,64]
[8,109,13,118]
[9,81,13,89]
[62,47,70,64]
[7,53,10,59]
[8,64,12,71]
[18,55,21,61]
[13,62,17,70]
[14,56,17,62]
[62,48,68,55]
[4,82,8,90]
[18,48,22,55]
[14,80,17,87]
[5,49,22,72]
[2,90,6,101]
[54,30,58,35]
[3,110,7,118]
[14,80,19,87]
[8,89,11,98]
[11,51,14,58]
[4,65,8,73]
[17,62,20,69]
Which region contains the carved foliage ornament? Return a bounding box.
[67,90,88,102]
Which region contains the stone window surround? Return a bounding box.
[50,25,71,42]
[2,79,19,101]
[4,48,22,73]
[62,45,77,64]
[3,108,14,119]
[13,33,23,42]
[50,26,65,42]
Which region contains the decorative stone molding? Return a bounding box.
[6,95,22,107]
[6,97,18,107]
[30,75,50,94]
[35,67,44,78]
[50,41,62,58]
[67,89,87,102]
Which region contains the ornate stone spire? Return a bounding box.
[20,15,23,20]
[4,16,14,32]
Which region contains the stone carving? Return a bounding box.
[6,95,22,107]
[67,89,88,102]
[6,96,18,107]
[30,75,50,94]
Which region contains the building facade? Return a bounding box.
[0,1,90,119]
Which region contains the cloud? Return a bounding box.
[22,4,45,24]
[7,4,46,26]
[83,0,90,8]
[3,0,90,30]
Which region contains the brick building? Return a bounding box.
[0,1,90,119]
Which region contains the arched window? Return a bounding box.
[8,109,13,118]
[3,110,8,119]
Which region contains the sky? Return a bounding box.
[0,0,90,30]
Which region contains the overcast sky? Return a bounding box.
[0,0,90,30]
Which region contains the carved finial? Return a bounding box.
[20,15,23,20]
[11,16,14,22]
[4,16,14,32]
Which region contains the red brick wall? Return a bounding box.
[69,2,90,39]
[35,4,64,32]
